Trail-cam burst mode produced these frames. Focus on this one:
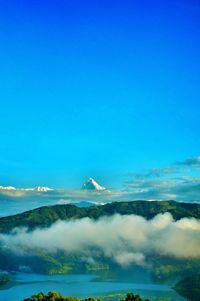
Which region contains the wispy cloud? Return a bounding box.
[125,156,200,202]
[177,156,200,169]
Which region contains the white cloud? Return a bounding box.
[1,213,200,268]
[125,156,200,202]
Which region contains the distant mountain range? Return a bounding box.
[0,178,106,193]
[0,186,16,191]
[0,186,53,192]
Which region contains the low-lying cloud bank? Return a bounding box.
[0,213,200,267]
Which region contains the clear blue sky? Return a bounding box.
[0,0,199,188]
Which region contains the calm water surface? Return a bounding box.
[0,272,186,301]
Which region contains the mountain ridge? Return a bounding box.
[0,200,199,233]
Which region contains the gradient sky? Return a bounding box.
[0,0,200,188]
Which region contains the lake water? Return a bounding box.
[0,272,186,301]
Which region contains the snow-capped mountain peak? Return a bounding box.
[82,178,106,191]
[24,186,53,192]
[34,186,53,192]
[0,185,53,192]
[0,186,16,191]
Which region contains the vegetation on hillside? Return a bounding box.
[0,245,110,275]
[23,291,150,301]
[0,200,199,233]
[151,256,200,283]
[175,273,200,301]
[0,273,11,286]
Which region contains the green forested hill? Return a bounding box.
[175,273,200,301]
[0,200,199,233]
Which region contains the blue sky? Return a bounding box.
[0,0,200,188]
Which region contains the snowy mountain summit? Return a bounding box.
[0,186,16,191]
[0,185,53,192]
[25,186,53,192]
[34,186,53,192]
[82,178,106,191]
